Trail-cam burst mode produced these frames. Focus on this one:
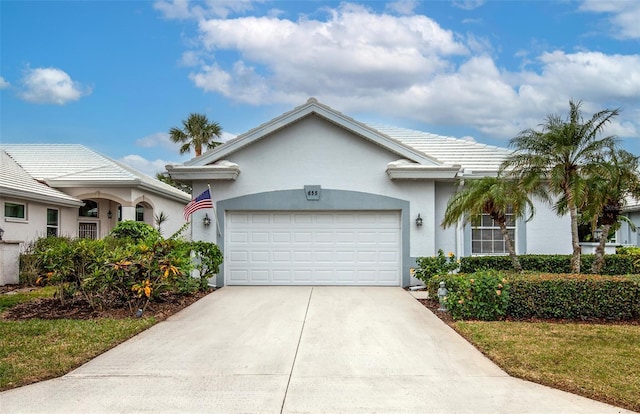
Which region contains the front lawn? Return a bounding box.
[0,318,155,390]
[454,321,640,412]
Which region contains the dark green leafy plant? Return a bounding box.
[507,273,640,320]
[442,271,510,321]
[415,249,459,284]
[109,221,161,243]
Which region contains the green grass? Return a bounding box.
[0,318,156,390]
[454,321,640,412]
[0,286,156,390]
[0,286,57,312]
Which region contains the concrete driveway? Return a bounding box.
[0,287,634,413]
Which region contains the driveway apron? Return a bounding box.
[0,287,634,413]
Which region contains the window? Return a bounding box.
[4,202,26,219]
[471,211,515,255]
[136,204,144,222]
[46,208,59,237]
[79,200,98,217]
[79,222,98,239]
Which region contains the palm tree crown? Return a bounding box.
[442,176,537,271]
[169,113,223,157]
[501,100,620,273]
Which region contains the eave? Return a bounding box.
[165,162,240,182]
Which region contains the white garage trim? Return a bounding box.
[225,211,401,286]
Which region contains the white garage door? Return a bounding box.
[226,211,401,286]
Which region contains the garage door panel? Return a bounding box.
[229,232,249,243]
[272,251,291,263]
[272,232,291,243]
[226,211,400,285]
[273,270,291,281]
[251,232,269,243]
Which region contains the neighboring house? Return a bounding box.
[1,144,191,244]
[167,98,573,288]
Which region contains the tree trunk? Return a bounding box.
[591,223,611,274]
[567,194,581,274]
[498,220,522,272]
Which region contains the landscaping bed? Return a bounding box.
[1,289,213,321]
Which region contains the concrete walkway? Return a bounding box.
[0,287,634,413]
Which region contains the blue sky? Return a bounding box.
[1,0,639,177]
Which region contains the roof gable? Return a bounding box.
[2,144,191,202]
[186,98,442,167]
[0,150,83,207]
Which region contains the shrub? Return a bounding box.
[109,221,161,242]
[460,254,634,275]
[415,249,459,284]
[435,271,509,321]
[21,234,224,313]
[507,273,640,320]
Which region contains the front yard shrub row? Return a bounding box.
[459,254,635,275]
[20,222,223,312]
[506,273,640,320]
[425,272,640,321]
[438,271,509,321]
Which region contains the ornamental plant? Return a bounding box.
[415,249,459,284]
[444,270,510,321]
[23,234,224,314]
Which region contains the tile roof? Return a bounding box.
[0,150,83,206]
[1,144,190,202]
[367,124,512,173]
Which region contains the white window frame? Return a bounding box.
[471,211,516,255]
[4,201,27,222]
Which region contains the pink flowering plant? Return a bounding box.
[444,270,510,321]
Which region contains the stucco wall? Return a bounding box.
[1,195,78,244]
[64,187,188,239]
[525,196,572,254]
[192,115,439,258]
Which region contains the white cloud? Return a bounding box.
[385,0,418,16]
[190,4,467,105]
[19,67,90,105]
[135,132,177,151]
[580,0,640,39]
[154,0,260,20]
[172,2,640,144]
[119,154,175,177]
[136,130,236,154]
[452,0,485,11]
[0,76,9,89]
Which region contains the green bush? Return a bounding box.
[414,249,459,284]
[431,271,509,321]
[109,221,161,242]
[459,254,634,275]
[21,235,224,313]
[507,274,640,320]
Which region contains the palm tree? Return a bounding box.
[580,149,640,273]
[501,100,620,273]
[442,176,539,272]
[169,113,223,157]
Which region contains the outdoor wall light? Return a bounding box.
[593,228,603,241]
[416,214,423,227]
[107,210,113,219]
[203,213,211,227]
[0,227,4,240]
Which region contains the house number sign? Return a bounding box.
[304,185,321,201]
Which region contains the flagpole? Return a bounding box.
[208,184,222,237]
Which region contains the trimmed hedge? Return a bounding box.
[507,274,640,320]
[426,272,640,321]
[459,254,635,275]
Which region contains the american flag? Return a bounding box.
[183,189,213,220]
